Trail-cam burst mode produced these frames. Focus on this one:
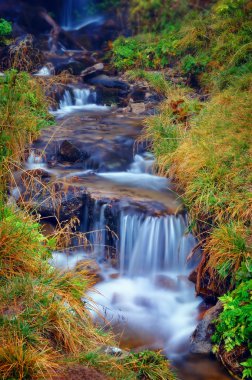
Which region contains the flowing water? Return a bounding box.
[30,86,232,380]
[53,87,109,116]
[61,0,103,31]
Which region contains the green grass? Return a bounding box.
[0,70,53,200]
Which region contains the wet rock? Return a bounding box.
[188,268,197,283]
[100,346,129,359]
[131,85,148,102]
[40,221,55,237]
[44,52,95,75]
[109,273,120,279]
[22,168,52,181]
[20,181,87,222]
[81,63,104,80]
[190,301,223,354]
[130,102,146,115]
[75,259,102,282]
[87,74,130,91]
[154,275,177,291]
[59,140,82,163]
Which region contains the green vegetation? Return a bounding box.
[212,280,252,379]
[112,0,252,378]
[0,18,12,45]
[0,70,53,199]
[112,0,252,91]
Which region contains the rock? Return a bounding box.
[81,63,104,80]
[109,273,120,279]
[20,181,87,222]
[130,102,146,115]
[75,260,102,282]
[190,301,223,354]
[22,169,52,181]
[40,222,55,237]
[188,268,197,283]
[43,52,96,75]
[99,346,129,359]
[130,85,148,102]
[59,140,82,163]
[154,275,178,291]
[87,74,130,91]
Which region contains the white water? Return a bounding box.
[90,211,200,357]
[34,66,51,76]
[85,153,201,357]
[98,154,168,191]
[26,151,47,170]
[53,88,109,116]
[119,213,196,276]
[61,0,103,31]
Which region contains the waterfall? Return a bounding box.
[88,207,200,357]
[88,202,108,254]
[61,0,103,31]
[61,0,74,30]
[120,213,195,277]
[53,88,108,116]
[59,88,95,108]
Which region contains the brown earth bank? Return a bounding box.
[52,365,109,380]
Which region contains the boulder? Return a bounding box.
[99,346,129,359]
[59,140,82,163]
[87,74,130,91]
[130,102,146,115]
[81,63,104,80]
[154,274,178,291]
[190,301,223,354]
[20,181,87,222]
[130,85,148,102]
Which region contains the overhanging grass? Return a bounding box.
[142,81,252,287]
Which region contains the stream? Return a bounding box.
[23,86,233,380]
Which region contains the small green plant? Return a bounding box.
[212,280,252,379]
[124,350,176,380]
[0,18,12,37]
[0,18,12,46]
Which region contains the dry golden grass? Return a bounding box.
[142,79,252,288]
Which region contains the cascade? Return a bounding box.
[61,0,102,31]
[119,213,196,277]
[54,88,108,116]
[61,0,74,30]
[90,208,200,357]
[59,88,95,108]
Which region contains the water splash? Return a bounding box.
[89,210,200,357]
[34,66,51,76]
